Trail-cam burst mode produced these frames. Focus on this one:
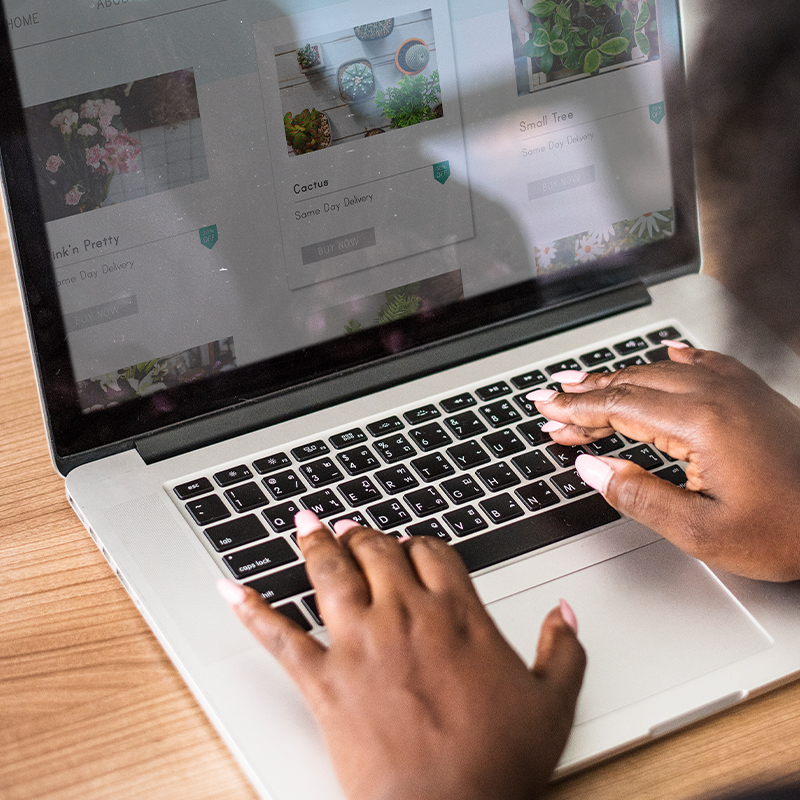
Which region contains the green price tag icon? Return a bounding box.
[649,102,666,125]
[433,160,450,185]
[200,224,218,249]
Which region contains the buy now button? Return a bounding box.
[301,228,376,265]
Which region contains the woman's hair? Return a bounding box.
[692,0,800,347]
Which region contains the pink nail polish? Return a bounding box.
[575,453,614,494]
[333,518,360,536]
[527,388,559,403]
[295,509,322,537]
[541,420,566,433]
[550,370,587,384]
[661,339,689,349]
[560,598,578,634]
[217,578,247,606]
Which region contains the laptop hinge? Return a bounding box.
[134,281,651,465]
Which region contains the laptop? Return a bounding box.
[2,0,800,797]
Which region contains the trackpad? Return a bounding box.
[486,539,773,725]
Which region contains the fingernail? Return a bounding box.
[550,370,587,384]
[333,518,360,536]
[295,509,322,537]
[560,598,578,634]
[541,420,566,432]
[661,339,689,349]
[217,578,247,606]
[527,388,558,402]
[575,453,614,494]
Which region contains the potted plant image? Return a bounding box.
[373,70,441,129]
[395,38,430,75]
[584,0,623,23]
[284,108,331,155]
[296,43,325,72]
[353,18,394,41]
[338,59,376,103]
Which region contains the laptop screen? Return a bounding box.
[1,0,695,465]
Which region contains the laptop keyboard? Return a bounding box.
[168,323,690,631]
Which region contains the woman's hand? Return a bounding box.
[509,0,533,44]
[218,511,585,800]
[531,345,800,581]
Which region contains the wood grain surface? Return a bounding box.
[1,202,800,800]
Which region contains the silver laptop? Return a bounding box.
[3,0,800,797]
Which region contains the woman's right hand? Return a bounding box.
[531,345,800,581]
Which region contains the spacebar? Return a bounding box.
[453,494,621,574]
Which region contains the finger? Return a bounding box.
[217,579,326,700]
[404,534,481,600]
[294,510,371,619]
[574,454,722,557]
[531,603,586,712]
[668,345,763,382]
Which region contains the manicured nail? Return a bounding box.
[217,577,247,606]
[541,420,566,433]
[333,518,361,536]
[575,453,614,494]
[295,509,322,537]
[527,388,559,403]
[560,598,578,634]
[661,339,689,349]
[550,370,587,384]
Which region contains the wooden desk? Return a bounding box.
[1,205,800,800]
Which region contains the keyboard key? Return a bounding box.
[510,450,555,480]
[444,410,488,440]
[441,474,485,504]
[408,422,452,451]
[330,510,369,528]
[404,405,441,425]
[174,477,213,500]
[411,452,455,482]
[291,440,330,462]
[338,477,382,506]
[204,515,269,552]
[337,445,380,476]
[510,369,546,390]
[329,428,367,450]
[454,493,621,573]
[518,418,551,447]
[213,465,253,487]
[614,355,647,369]
[482,429,526,458]
[275,601,312,631]
[407,519,451,541]
[262,469,305,500]
[303,594,323,625]
[440,392,476,413]
[546,358,581,375]
[620,444,664,470]
[224,538,298,579]
[475,381,512,401]
[512,392,538,417]
[586,434,624,455]
[374,464,419,494]
[186,495,230,525]
[551,469,592,499]
[646,325,682,344]
[404,486,448,517]
[645,345,671,363]
[252,452,292,474]
[367,416,404,437]
[299,457,343,488]
[373,434,416,463]
[476,462,521,492]
[546,443,585,468]
[443,506,488,537]
[446,440,491,470]
[580,347,615,368]
[367,498,413,530]
[479,400,522,428]
[655,464,688,487]
[262,501,301,533]
[224,482,269,513]
[515,480,560,512]
[246,563,312,604]
[300,489,345,518]
[614,336,648,356]
[479,493,524,524]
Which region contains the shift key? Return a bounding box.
[245,562,312,603]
